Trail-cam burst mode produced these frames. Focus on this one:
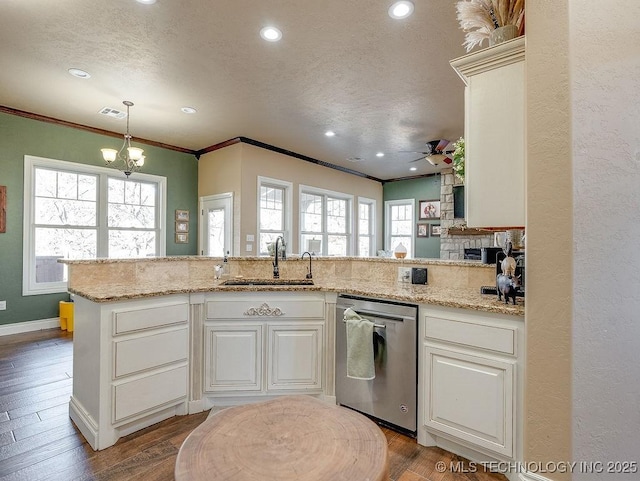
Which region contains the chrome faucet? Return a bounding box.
[273,236,285,279]
[301,251,313,279]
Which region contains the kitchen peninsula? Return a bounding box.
[62,256,524,478]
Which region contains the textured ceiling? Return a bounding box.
[0,0,469,180]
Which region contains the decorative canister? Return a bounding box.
[489,25,518,46]
[394,242,407,259]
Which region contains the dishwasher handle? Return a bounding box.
[342,318,386,329]
[339,306,408,323]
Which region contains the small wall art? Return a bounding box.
[417,224,429,238]
[175,233,189,244]
[176,221,189,233]
[175,209,189,221]
[430,224,442,237]
[419,199,440,219]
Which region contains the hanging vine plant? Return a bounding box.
[452,137,465,182]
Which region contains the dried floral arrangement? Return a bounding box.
[452,137,465,182]
[456,0,525,52]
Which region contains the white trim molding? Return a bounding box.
[0,317,61,336]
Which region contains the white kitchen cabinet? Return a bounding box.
[450,37,526,228]
[69,295,190,450]
[204,323,262,392]
[418,304,523,468]
[267,323,323,390]
[203,292,326,404]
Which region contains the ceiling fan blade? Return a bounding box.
[408,157,425,163]
[398,151,430,154]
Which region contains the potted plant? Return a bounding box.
[452,137,465,182]
[456,0,525,52]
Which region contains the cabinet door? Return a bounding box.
[204,324,262,392]
[423,344,514,457]
[267,323,323,391]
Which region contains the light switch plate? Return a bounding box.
[246,234,255,242]
[246,244,253,252]
[0,300,6,310]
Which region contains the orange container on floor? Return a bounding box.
[59,301,74,332]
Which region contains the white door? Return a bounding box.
[200,193,233,256]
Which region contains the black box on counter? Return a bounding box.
[411,267,427,284]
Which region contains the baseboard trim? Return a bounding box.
[0,318,60,336]
[69,396,99,451]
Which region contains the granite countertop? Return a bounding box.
[68,278,524,317]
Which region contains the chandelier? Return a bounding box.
[100,100,145,177]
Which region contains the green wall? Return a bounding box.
[383,175,441,258]
[0,112,198,326]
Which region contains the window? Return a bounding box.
[357,198,376,257]
[385,199,414,258]
[23,155,166,295]
[257,177,292,256]
[300,186,353,256]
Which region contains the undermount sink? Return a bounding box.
[222,278,314,286]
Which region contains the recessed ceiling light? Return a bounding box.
[388,1,414,19]
[260,26,282,42]
[136,0,157,4]
[376,152,384,157]
[181,107,197,114]
[68,68,91,79]
[325,131,336,137]
[410,167,417,171]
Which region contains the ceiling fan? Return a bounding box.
[403,139,454,166]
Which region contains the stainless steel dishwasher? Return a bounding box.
[335,294,418,435]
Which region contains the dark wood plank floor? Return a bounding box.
[0,328,506,481]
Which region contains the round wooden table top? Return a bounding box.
[175,395,389,481]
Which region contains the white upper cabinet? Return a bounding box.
[450,37,526,228]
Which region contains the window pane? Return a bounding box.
[78,175,97,201]
[359,203,370,235]
[327,197,346,233]
[260,185,284,231]
[390,236,412,258]
[140,183,156,206]
[301,193,322,232]
[57,172,77,200]
[35,227,97,282]
[327,235,347,256]
[301,234,322,255]
[359,236,370,257]
[35,169,57,198]
[35,198,97,226]
[108,178,156,228]
[207,208,225,257]
[260,232,284,256]
[108,230,156,258]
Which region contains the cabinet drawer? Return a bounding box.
[113,328,188,378]
[112,366,187,423]
[207,299,324,320]
[425,316,515,355]
[113,302,188,335]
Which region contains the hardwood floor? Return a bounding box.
[0,328,506,481]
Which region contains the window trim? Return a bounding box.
[23,155,167,296]
[384,198,415,258]
[357,196,376,257]
[256,176,292,256]
[299,184,354,256]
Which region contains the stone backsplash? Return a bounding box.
[439,169,494,260]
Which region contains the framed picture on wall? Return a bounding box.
[176,221,189,233]
[430,224,441,237]
[419,199,440,219]
[175,233,189,243]
[175,209,190,221]
[417,224,429,238]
